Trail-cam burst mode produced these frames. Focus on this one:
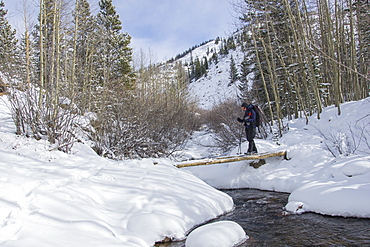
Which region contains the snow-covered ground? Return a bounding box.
[1,94,370,247]
[0,96,238,246]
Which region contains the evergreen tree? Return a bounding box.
[92,0,138,157]
[211,52,218,64]
[227,37,236,50]
[189,56,209,80]
[228,55,238,85]
[238,54,251,97]
[96,0,133,87]
[239,55,250,84]
[219,40,229,55]
[0,1,18,77]
[202,56,208,75]
[194,57,202,80]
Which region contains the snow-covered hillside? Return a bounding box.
[168,38,248,110]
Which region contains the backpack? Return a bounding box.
[251,105,262,127]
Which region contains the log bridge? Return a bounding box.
[0,82,8,96]
[176,151,288,168]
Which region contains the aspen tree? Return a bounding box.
[20,0,33,87]
[318,0,343,114]
[251,24,274,127]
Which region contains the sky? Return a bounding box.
[3,0,237,62]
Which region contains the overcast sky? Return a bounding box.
[3,0,237,62]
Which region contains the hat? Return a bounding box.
[241,102,248,108]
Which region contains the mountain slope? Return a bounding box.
[166,36,250,109]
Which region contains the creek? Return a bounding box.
[157,189,370,246]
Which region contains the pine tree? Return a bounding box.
[96,0,133,87]
[211,52,218,64]
[238,54,251,98]
[215,37,220,44]
[227,37,236,50]
[202,56,208,75]
[194,57,202,80]
[229,55,238,85]
[92,0,137,157]
[0,1,18,77]
[219,40,229,55]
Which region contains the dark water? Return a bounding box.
[156,189,370,246]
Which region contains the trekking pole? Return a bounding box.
[237,124,243,155]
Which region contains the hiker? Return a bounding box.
[237,102,258,155]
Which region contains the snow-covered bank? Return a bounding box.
[185,220,247,247]
[0,96,235,246]
[183,98,370,218]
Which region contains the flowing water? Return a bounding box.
[156,189,370,246]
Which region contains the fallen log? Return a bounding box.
[176,151,288,168]
[0,82,9,96]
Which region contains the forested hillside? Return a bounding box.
[0,0,368,159]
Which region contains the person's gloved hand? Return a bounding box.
[237,117,243,123]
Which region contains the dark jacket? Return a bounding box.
[239,104,256,128]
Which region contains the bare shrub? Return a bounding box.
[91,75,201,159]
[7,86,81,152]
[203,99,245,153]
[203,100,270,153]
[317,114,370,157]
